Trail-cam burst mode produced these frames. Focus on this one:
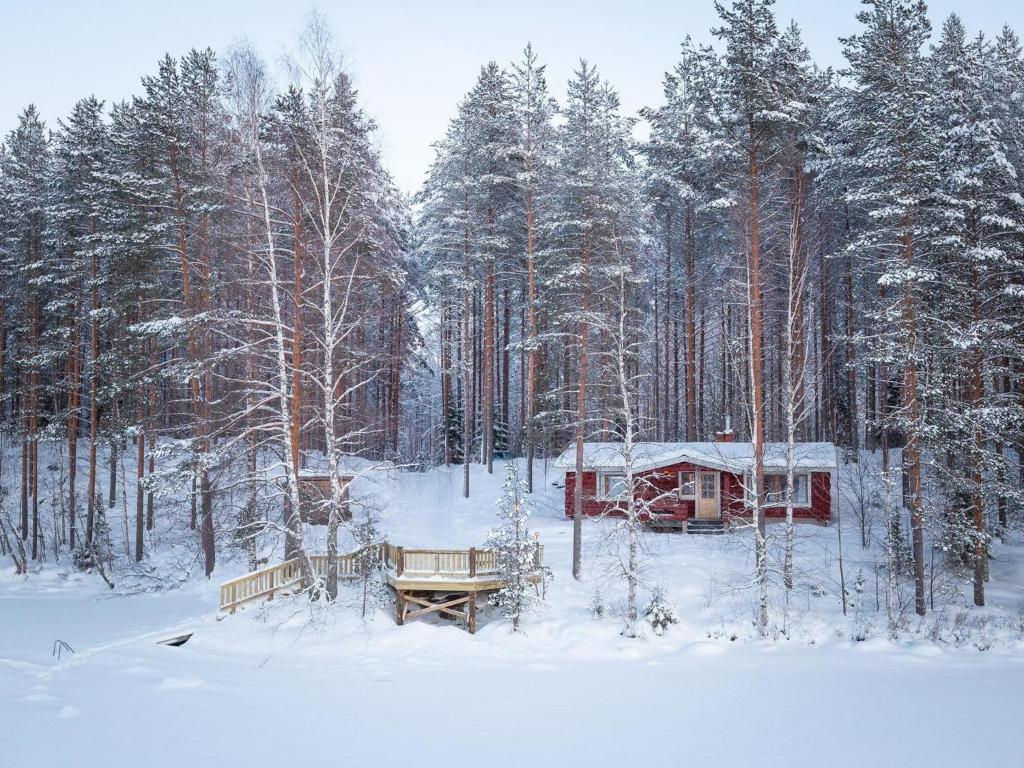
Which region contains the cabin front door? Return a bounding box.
[696,471,720,519]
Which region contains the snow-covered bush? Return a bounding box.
[591,589,607,619]
[486,463,542,631]
[644,587,679,636]
[352,513,388,618]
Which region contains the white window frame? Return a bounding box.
[677,470,697,500]
[745,472,811,507]
[599,472,630,500]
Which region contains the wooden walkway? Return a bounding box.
[218,541,544,633]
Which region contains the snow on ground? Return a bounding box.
[2,457,1024,767]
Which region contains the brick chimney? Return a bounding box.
[714,416,734,443]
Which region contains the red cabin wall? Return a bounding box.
[564,465,832,524]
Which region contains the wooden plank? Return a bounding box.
[402,593,471,622]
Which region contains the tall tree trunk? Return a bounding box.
[440,306,452,465]
[525,182,538,492]
[67,302,81,549]
[663,210,672,440]
[685,203,698,441]
[747,139,769,636]
[844,205,859,457]
[502,285,510,454]
[970,266,985,606]
[900,224,926,617]
[20,429,28,541]
[784,166,808,591]
[482,207,495,473]
[29,298,40,559]
[572,244,591,581]
[462,224,472,498]
[86,247,100,548]
[146,294,157,531]
[287,190,303,559]
[653,295,661,438]
[135,398,145,562]
[698,302,706,437]
[993,364,1008,530]
[819,251,833,441]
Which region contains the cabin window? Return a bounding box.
[700,472,717,499]
[600,473,630,500]
[746,472,810,506]
[677,471,696,499]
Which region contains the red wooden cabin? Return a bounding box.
[554,433,836,532]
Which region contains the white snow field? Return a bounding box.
[2,457,1023,768]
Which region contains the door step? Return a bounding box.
[687,519,726,535]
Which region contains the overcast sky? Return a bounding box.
[2,0,1022,195]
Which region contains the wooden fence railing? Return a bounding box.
[219,541,543,613]
[219,558,305,614]
[219,544,383,613]
[382,543,542,579]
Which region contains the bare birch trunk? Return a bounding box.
[746,140,769,637]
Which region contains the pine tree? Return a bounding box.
[48,97,109,552]
[487,462,541,631]
[641,38,723,445]
[928,16,1024,606]
[510,44,557,493]
[841,0,936,617]
[556,61,637,580]
[2,106,51,561]
[713,0,786,635]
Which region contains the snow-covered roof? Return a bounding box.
[552,441,838,474]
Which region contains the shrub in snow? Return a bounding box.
[486,463,543,631]
[71,546,94,572]
[591,589,607,619]
[644,587,679,636]
[353,514,388,618]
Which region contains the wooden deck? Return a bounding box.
[219,541,544,633]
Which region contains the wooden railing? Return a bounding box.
[219,541,544,613]
[383,543,542,579]
[219,558,305,614]
[219,544,384,613]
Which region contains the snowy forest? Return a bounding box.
[2,0,1023,627]
[4,1,1024,764]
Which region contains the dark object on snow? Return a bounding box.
[52,640,75,660]
[157,633,193,647]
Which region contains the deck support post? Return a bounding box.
[468,592,477,634]
[396,546,404,577]
[395,589,405,625]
